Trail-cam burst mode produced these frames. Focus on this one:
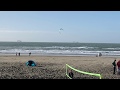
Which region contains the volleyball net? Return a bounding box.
[66,64,102,79]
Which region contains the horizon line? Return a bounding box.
[0,41,120,44]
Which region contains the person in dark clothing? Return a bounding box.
[112,59,116,74]
[29,52,31,56]
[69,70,74,79]
[18,52,20,56]
[99,53,102,57]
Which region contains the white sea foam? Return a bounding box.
[0,42,120,56]
[0,49,120,56]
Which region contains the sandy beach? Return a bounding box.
[0,55,120,79]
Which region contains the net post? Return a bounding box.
[66,64,67,76]
[66,64,72,79]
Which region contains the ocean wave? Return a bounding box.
[0,42,120,56]
[0,49,120,56]
[0,46,98,50]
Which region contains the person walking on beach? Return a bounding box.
[16,52,17,56]
[29,52,31,56]
[112,59,117,74]
[99,53,102,57]
[18,52,20,56]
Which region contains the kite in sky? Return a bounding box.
[59,28,63,34]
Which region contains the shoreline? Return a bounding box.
[0,53,120,57]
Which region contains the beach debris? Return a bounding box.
[26,60,36,66]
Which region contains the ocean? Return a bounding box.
[0,42,120,56]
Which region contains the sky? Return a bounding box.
[0,11,120,43]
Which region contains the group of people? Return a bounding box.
[112,59,120,75]
[16,52,31,56]
[96,52,102,57]
[16,52,20,56]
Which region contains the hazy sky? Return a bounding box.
[0,11,120,43]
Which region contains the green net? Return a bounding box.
[66,64,102,79]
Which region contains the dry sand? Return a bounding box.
[0,55,120,79]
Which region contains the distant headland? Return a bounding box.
[17,40,22,42]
